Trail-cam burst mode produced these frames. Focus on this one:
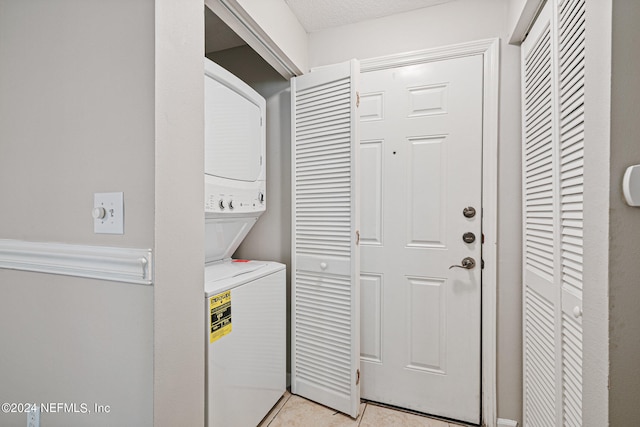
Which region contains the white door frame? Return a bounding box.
[360,38,499,427]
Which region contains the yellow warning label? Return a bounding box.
[209,290,232,343]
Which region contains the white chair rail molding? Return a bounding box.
[0,239,153,285]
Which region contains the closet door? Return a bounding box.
[521,0,585,426]
[291,60,361,418]
[521,3,559,425]
[558,0,585,425]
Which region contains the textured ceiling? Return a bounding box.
[205,0,457,53]
[284,0,456,32]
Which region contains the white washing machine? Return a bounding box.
[205,259,286,427]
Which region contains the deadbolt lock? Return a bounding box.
[463,232,476,244]
[463,206,476,218]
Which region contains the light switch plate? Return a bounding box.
[94,192,124,234]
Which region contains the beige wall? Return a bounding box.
[0,0,155,247]
[0,0,205,426]
[307,0,523,423]
[0,0,155,426]
[0,271,154,426]
[608,0,640,424]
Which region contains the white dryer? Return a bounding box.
[203,58,286,427]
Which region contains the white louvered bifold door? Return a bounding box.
[522,3,559,425]
[558,0,585,425]
[522,0,585,426]
[291,59,361,418]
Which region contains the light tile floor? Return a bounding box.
[259,392,470,427]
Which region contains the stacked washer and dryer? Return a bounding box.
[203,59,286,427]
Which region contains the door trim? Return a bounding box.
[360,38,499,427]
[205,0,304,79]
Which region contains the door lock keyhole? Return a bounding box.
[463,206,476,218]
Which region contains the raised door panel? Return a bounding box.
[407,277,446,374]
[360,140,384,246]
[360,273,382,363]
[406,136,447,248]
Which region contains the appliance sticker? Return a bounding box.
[209,290,232,343]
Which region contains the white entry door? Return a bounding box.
[359,54,483,424]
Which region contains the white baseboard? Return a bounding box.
[497,418,519,427]
[0,239,153,285]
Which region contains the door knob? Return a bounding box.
[462,232,476,243]
[449,257,476,270]
[573,306,583,318]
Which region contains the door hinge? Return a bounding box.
[356,369,360,385]
[355,230,360,245]
[356,91,360,108]
[481,259,485,269]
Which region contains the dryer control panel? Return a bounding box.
[204,178,265,215]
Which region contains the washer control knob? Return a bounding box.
[92,207,106,220]
[258,192,265,204]
[219,199,225,210]
[228,200,234,210]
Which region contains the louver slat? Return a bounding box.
[291,60,360,418]
[524,23,555,284]
[295,73,353,259]
[562,313,583,427]
[524,288,557,427]
[559,0,585,298]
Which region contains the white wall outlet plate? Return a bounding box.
[27,406,40,427]
[94,192,124,234]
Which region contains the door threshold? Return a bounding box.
[361,399,479,427]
